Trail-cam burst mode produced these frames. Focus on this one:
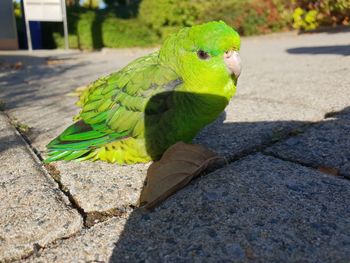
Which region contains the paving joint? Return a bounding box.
[261,107,350,179]
[0,111,84,262]
[43,163,89,227]
[223,110,349,180]
[1,111,90,226]
[3,110,142,228]
[261,151,345,178]
[223,123,313,164]
[2,102,346,230]
[5,110,317,227]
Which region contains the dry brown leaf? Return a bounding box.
[0,61,22,70]
[317,166,339,176]
[13,62,23,70]
[46,59,65,65]
[139,142,225,210]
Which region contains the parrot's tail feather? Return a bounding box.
[44,150,90,163]
[44,120,128,163]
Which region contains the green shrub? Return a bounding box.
[52,32,79,49]
[102,16,159,48]
[36,0,350,49]
[140,0,291,38]
[199,0,291,35]
[139,0,201,37]
[50,10,102,50]
[292,0,350,30]
[45,8,80,49]
[77,11,100,49]
[292,7,319,30]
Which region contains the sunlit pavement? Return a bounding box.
[1,29,350,262]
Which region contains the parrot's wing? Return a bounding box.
[78,52,181,136]
[45,52,182,162]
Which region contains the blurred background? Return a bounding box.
[1,0,350,50]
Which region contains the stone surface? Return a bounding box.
[1,29,350,262]
[265,108,350,178]
[53,161,149,226]
[0,113,83,262]
[195,96,323,158]
[0,49,155,154]
[30,154,350,262]
[0,50,153,223]
[238,30,350,113]
[29,216,128,263]
[1,30,349,225]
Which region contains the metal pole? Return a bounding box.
[24,17,32,51]
[61,0,69,49]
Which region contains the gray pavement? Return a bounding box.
[0,113,82,262]
[0,29,350,262]
[30,154,350,263]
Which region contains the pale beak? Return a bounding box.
[224,51,242,78]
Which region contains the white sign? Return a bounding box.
[23,0,69,50]
[23,0,63,22]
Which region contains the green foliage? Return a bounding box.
[52,10,159,49]
[53,9,103,50]
[82,0,101,9]
[292,0,350,30]
[292,7,319,30]
[201,0,291,35]
[37,0,350,49]
[52,32,79,49]
[139,0,200,37]
[140,0,290,38]
[13,1,22,18]
[102,16,159,48]
[104,0,140,18]
[77,11,98,49]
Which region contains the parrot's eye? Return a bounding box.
[197,50,210,60]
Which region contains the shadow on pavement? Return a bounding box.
[108,105,350,262]
[0,53,86,110]
[2,49,350,261]
[0,134,23,154]
[286,44,350,56]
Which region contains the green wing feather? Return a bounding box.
[45,52,181,163]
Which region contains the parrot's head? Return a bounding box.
[160,21,241,99]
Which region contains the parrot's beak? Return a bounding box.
[224,51,242,78]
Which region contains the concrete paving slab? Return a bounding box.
[195,96,324,158]
[1,30,350,256]
[1,94,148,226]
[7,77,323,224]
[53,161,149,227]
[1,51,153,225]
[30,154,350,262]
[29,216,128,263]
[28,89,323,224]
[0,113,83,262]
[265,108,350,178]
[2,31,344,227]
[238,30,350,113]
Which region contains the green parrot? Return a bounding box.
[45,21,242,164]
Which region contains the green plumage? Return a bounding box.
[45,21,241,164]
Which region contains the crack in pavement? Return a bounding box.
[3,102,347,231]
